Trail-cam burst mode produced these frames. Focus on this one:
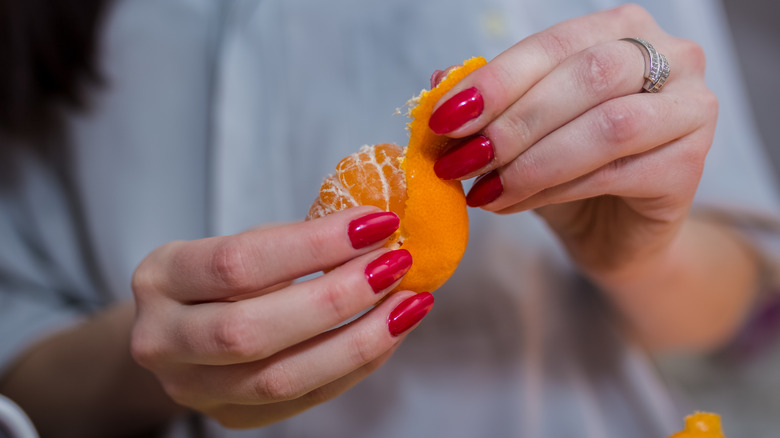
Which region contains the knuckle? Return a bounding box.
[129,327,161,369]
[130,261,154,299]
[701,88,719,121]
[315,277,358,322]
[130,272,158,306]
[612,3,653,27]
[346,327,384,367]
[131,242,180,300]
[492,112,533,154]
[534,31,576,65]
[303,227,334,265]
[681,137,710,168]
[595,102,642,145]
[212,309,267,360]
[254,365,301,401]
[679,38,706,75]
[508,151,545,198]
[210,239,253,291]
[577,48,622,97]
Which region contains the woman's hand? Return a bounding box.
[428,5,762,351]
[430,4,717,280]
[130,206,433,428]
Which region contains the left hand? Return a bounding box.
[429,4,717,277]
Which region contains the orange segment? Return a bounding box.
[307,57,487,293]
[309,143,407,247]
[309,143,407,225]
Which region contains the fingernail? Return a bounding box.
[430,69,445,89]
[434,135,495,180]
[366,249,413,293]
[466,170,503,207]
[429,65,460,88]
[388,292,434,336]
[429,87,484,134]
[348,212,400,249]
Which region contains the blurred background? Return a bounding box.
[723,0,780,175]
[657,2,780,435]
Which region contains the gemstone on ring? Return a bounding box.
[621,37,671,93]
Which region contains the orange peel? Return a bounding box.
[667,412,725,438]
[308,56,487,293]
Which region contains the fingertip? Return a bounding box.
[348,211,400,249]
[365,249,412,293]
[434,135,495,180]
[428,87,485,135]
[466,170,503,208]
[387,292,434,337]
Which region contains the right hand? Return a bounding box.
[130,206,432,428]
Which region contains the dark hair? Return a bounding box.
[0,0,111,143]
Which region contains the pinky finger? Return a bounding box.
[176,292,434,413]
[498,133,709,215]
[209,347,398,429]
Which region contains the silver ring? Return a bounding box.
[621,37,670,93]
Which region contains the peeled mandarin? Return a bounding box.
[307,57,487,293]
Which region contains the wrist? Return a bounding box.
[586,218,763,352]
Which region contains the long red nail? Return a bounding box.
[434,135,495,180]
[366,249,412,293]
[429,87,484,134]
[348,212,400,249]
[466,170,503,207]
[388,292,434,336]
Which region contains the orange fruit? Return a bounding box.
[667,412,725,438]
[307,56,487,293]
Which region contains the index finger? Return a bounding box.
[133,206,398,303]
[428,4,661,137]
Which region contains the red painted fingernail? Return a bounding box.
[429,87,484,134]
[466,170,503,207]
[348,212,400,249]
[388,292,434,336]
[366,249,412,293]
[434,135,495,180]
